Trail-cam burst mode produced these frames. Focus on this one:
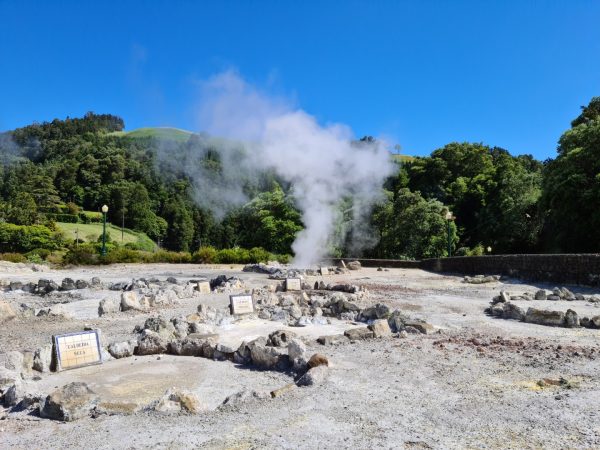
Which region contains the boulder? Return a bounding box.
[2,351,24,372]
[267,330,297,347]
[296,365,329,386]
[316,334,348,345]
[344,327,375,340]
[346,261,361,270]
[169,335,213,356]
[499,291,511,303]
[403,321,435,334]
[3,381,24,407]
[9,281,23,291]
[369,319,392,337]
[98,297,120,316]
[33,344,54,372]
[249,341,288,369]
[120,291,147,312]
[534,290,547,300]
[37,279,59,294]
[387,310,408,332]
[136,330,169,355]
[143,316,176,340]
[0,301,16,322]
[75,279,89,289]
[565,309,579,328]
[108,340,137,359]
[525,308,566,327]
[61,278,77,291]
[90,277,102,287]
[591,316,600,328]
[307,353,329,369]
[221,389,269,407]
[287,338,306,362]
[40,382,99,421]
[361,303,391,320]
[154,387,204,413]
[502,302,525,321]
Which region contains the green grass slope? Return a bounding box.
[57,222,156,249]
[111,127,194,143]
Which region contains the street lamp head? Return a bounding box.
[444,210,454,221]
[101,205,109,213]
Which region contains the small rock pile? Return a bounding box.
[3,277,102,295]
[485,290,600,329]
[463,275,501,284]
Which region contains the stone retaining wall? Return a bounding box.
[422,254,600,286]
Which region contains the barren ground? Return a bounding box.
[1,263,600,449]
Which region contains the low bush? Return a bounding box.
[0,252,28,263]
[192,246,219,263]
[192,246,290,264]
[0,223,64,252]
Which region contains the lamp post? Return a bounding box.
[444,210,455,257]
[101,204,108,256]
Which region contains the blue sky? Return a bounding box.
[1,1,599,159]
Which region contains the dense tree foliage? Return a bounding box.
[1,98,599,260]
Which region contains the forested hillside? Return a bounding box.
[0,97,599,264]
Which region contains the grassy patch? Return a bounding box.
[111,127,193,143]
[56,222,155,249]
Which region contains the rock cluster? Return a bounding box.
[495,287,587,302]
[463,275,501,284]
[3,277,102,295]
[485,290,600,329]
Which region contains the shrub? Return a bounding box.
[63,244,100,265]
[214,247,251,264]
[0,223,63,252]
[26,248,51,260]
[192,246,218,263]
[0,252,27,263]
[45,213,79,223]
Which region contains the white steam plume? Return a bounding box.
[194,70,395,267]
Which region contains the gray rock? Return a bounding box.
[38,279,59,294]
[525,308,566,327]
[268,330,297,347]
[3,380,24,407]
[502,302,525,321]
[369,319,392,337]
[388,310,408,332]
[547,295,561,301]
[233,341,252,365]
[296,365,329,386]
[591,316,600,328]
[40,382,99,421]
[98,297,120,316]
[154,387,204,413]
[344,327,375,340]
[75,279,89,289]
[316,334,348,345]
[294,316,312,327]
[169,335,213,356]
[33,345,54,372]
[361,303,391,320]
[2,351,24,372]
[202,341,216,359]
[0,301,17,323]
[499,291,511,303]
[170,317,190,339]
[120,291,148,312]
[144,316,176,340]
[108,340,137,359]
[221,389,269,407]
[565,309,579,328]
[91,277,102,287]
[61,278,77,291]
[346,261,361,270]
[534,290,547,300]
[250,342,288,369]
[136,330,168,355]
[404,321,435,334]
[9,281,23,291]
[287,338,306,362]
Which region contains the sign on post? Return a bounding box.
[229,294,254,315]
[320,266,330,276]
[285,278,302,291]
[54,330,103,371]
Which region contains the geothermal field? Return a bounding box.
[1,260,600,449]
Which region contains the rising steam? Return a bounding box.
[176,71,395,266]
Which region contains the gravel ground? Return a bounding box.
[1,263,600,449]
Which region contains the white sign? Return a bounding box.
[320,266,330,276]
[197,281,211,294]
[230,294,254,315]
[54,330,102,371]
[286,278,302,291]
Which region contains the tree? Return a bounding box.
[541,97,600,251]
[6,192,38,225]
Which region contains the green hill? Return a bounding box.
[391,153,415,163]
[56,222,156,249]
[111,127,194,143]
